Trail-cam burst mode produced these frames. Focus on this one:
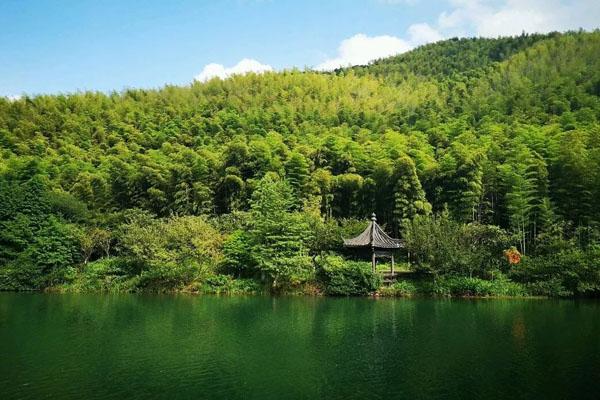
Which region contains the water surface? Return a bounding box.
[1,293,599,399]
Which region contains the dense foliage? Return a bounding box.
[1,31,599,296]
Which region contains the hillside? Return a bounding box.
[1,31,599,295]
[348,32,552,80]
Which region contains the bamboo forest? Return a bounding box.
[2,31,600,297]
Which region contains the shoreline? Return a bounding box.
[0,287,557,300]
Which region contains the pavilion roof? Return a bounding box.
[343,213,403,249]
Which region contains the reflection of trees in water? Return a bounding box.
[3,295,600,399]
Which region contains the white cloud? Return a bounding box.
[5,94,22,102]
[194,58,273,82]
[315,34,412,70]
[438,0,600,38]
[314,24,444,70]
[195,0,598,78]
[407,23,444,46]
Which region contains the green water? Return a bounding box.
[1,294,599,399]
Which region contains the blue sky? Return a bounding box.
[1,0,599,97]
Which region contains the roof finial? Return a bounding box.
[371,212,377,222]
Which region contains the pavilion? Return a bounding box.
[343,213,403,274]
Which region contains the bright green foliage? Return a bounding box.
[195,275,262,295]
[439,136,485,222]
[500,145,539,254]
[222,230,255,276]
[433,275,527,297]
[459,223,512,277]
[378,280,418,297]
[2,32,599,233]
[404,213,511,278]
[79,227,112,264]
[0,216,81,290]
[1,31,600,296]
[510,247,600,296]
[317,255,381,296]
[62,257,138,292]
[244,175,314,288]
[404,213,463,276]
[285,152,311,207]
[117,213,224,289]
[0,172,82,289]
[351,33,551,81]
[393,155,431,229]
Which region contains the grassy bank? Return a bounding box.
[378,276,531,298]
[42,255,576,298]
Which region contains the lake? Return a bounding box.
[0,293,599,399]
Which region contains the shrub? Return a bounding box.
[0,217,81,290]
[379,280,418,297]
[119,213,223,267]
[433,275,527,297]
[221,230,256,277]
[188,275,263,295]
[317,255,381,296]
[404,213,511,278]
[510,247,600,296]
[136,263,203,292]
[490,275,529,296]
[62,257,139,292]
[117,213,224,289]
[525,278,572,297]
[47,190,89,222]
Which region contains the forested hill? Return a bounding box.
[347,32,552,80]
[1,30,599,294]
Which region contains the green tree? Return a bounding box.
[247,175,313,289]
[392,155,431,232]
[285,152,310,208]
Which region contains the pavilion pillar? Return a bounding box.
[371,247,376,273]
[391,254,395,275]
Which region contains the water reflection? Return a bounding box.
[0,294,599,400]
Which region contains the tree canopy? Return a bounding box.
[1,30,600,296]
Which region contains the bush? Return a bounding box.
[136,263,204,292]
[490,275,529,296]
[119,213,224,268]
[117,213,224,289]
[379,280,418,297]
[510,247,600,296]
[0,263,37,291]
[187,275,263,295]
[404,213,511,277]
[47,190,89,222]
[0,217,81,290]
[433,275,527,297]
[525,278,572,297]
[60,257,140,292]
[317,255,381,296]
[221,230,256,277]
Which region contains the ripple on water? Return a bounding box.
[1,294,599,400]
